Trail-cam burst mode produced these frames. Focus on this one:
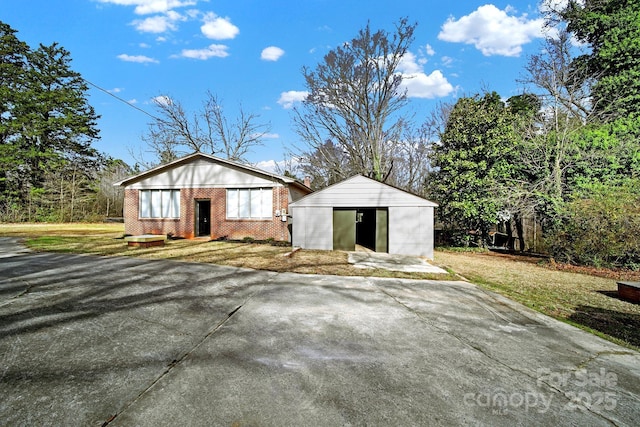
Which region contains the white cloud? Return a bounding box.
[117,53,159,63]
[97,0,197,15]
[136,0,195,15]
[108,87,123,93]
[128,98,138,104]
[261,46,285,61]
[441,56,454,67]
[397,52,422,74]
[152,95,172,106]
[254,160,283,173]
[569,33,588,48]
[133,13,180,33]
[261,133,280,139]
[397,52,455,99]
[401,70,455,99]
[539,0,567,13]
[201,12,239,40]
[131,9,187,33]
[176,44,230,59]
[185,8,200,19]
[255,158,299,174]
[425,44,435,56]
[277,91,308,109]
[438,4,544,57]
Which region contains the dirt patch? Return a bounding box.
[547,261,640,282]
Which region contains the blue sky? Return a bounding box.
[1,0,562,171]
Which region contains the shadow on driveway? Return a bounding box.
[1,238,639,426]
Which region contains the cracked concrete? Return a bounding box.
[348,251,449,273]
[0,237,639,426]
[104,303,250,426]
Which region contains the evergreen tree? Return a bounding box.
[430,92,519,245]
[0,21,100,218]
[561,0,640,119]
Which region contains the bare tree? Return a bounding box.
[297,140,352,190]
[272,152,303,179]
[522,29,595,122]
[203,92,269,161]
[519,29,595,204]
[142,92,270,165]
[95,159,131,217]
[386,121,436,196]
[293,18,417,183]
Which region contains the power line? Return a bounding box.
[82,78,160,121]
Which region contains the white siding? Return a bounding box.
[291,175,437,208]
[388,206,434,258]
[127,158,279,189]
[291,206,333,250]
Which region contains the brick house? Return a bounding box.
[115,153,312,241]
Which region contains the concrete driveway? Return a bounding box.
[0,237,638,426]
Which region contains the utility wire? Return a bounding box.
[82,77,161,121]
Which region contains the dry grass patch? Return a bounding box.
[121,241,455,280]
[0,223,453,280]
[0,222,124,237]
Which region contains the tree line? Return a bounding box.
[431,1,640,268]
[1,0,638,268]
[0,22,132,222]
[291,1,639,269]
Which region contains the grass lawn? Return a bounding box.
[0,223,455,280]
[1,222,638,350]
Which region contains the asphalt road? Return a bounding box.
[0,237,639,426]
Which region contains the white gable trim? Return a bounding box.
[115,152,304,190]
[290,175,438,208]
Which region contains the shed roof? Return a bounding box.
[115,152,310,192]
[289,175,438,208]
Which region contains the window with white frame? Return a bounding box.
[139,190,180,219]
[226,188,273,219]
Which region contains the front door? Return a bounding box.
[196,200,211,237]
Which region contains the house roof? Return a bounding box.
[289,175,438,208]
[114,152,311,192]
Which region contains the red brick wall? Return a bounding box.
[123,187,291,241]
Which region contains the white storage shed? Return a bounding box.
[289,175,438,258]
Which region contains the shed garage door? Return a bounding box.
[333,209,356,251]
[333,208,388,252]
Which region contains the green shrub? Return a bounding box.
[546,180,640,269]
